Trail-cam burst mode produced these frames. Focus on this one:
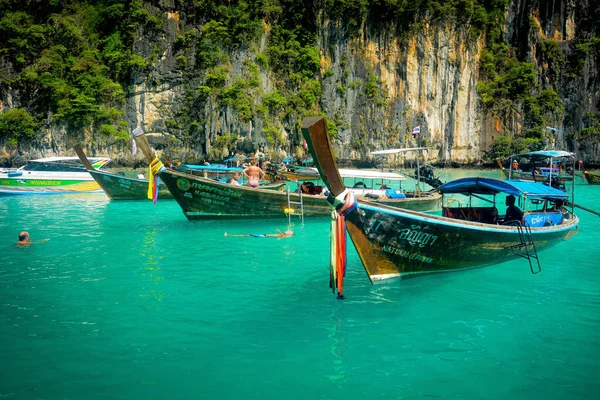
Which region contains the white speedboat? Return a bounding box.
[0,156,110,195]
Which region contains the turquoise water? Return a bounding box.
[1,170,599,399]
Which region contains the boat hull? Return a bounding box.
[159,169,332,219]
[345,202,579,281]
[89,170,173,200]
[0,176,102,195]
[584,171,600,185]
[159,169,442,219]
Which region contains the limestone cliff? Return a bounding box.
[0,0,598,167]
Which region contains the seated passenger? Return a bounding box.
[229,172,241,186]
[504,194,523,223]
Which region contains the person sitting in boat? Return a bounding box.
[504,195,523,223]
[242,159,265,188]
[512,159,519,171]
[229,172,241,186]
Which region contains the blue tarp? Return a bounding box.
[511,150,575,159]
[179,164,243,172]
[438,177,568,199]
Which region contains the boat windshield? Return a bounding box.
[20,157,110,172]
[22,161,86,172]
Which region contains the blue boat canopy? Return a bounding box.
[438,177,568,199]
[510,150,575,159]
[179,164,243,172]
[223,155,265,162]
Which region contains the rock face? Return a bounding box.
[318,21,485,165]
[1,1,598,166]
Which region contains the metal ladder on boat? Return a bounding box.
[286,186,305,225]
[505,221,541,274]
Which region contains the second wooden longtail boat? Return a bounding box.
[301,116,579,297]
[583,171,600,185]
[74,145,173,200]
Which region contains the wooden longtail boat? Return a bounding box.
[131,132,440,220]
[157,168,332,219]
[583,171,600,185]
[130,132,331,219]
[74,145,173,200]
[278,166,441,211]
[497,151,575,186]
[302,117,579,292]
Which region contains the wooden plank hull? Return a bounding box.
[159,169,332,219]
[159,169,442,219]
[89,170,173,200]
[584,171,600,185]
[345,202,579,281]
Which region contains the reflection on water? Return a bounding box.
[139,229,165,305]
[326,307,348,386]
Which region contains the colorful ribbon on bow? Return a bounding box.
[148,157,165,204]
[328,190,358,299]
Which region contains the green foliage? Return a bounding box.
[486,135,541,161]
[327,120,339,137]
[220,78,253,122]
[205,67,229,88]
[537,89,562,114]
[0,108,37,145]
[0,1,141,131]
[365,73,381,98]
[115,129,130,142]
[214,134,238,148]
[263,125,282,145]
[99,124,117,136]
[263,91,287,114]
[255,53,268,68]
[176,55,188,68]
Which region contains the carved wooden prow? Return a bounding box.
[132,128,156,163]
[73,144,95,171]
[301,116,346,196]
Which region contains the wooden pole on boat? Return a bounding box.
[496,158,504,180]
[73,144,95,171]
[416,153,421,195]
[568,201,600,217]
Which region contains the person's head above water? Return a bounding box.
[18,231,30,243]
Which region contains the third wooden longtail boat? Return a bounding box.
[301,116,579,297]
[583,171,600,185]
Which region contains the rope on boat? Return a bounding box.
[328,190,358,300]
[148,157,165,204]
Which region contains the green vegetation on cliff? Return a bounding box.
[0,0,598,162]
